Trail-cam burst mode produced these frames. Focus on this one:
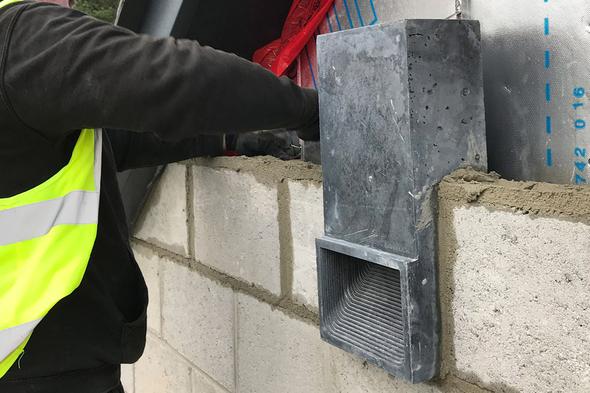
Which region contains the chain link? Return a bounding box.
[455,0,463,19]
[446,0,463,19]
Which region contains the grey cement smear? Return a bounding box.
[187,156,323,186]
[440,168,590,223]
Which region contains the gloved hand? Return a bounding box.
[291,88,320,142]
[236,129,301,160]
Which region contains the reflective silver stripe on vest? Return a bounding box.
[0,319,41,362]
[0,129,103,246]
[0,191,100,246]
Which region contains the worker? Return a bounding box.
[0,0,319,392]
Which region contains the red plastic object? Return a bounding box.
[253,0,335,76]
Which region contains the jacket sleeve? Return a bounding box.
[3,3,318,142]
[106,129,223,171]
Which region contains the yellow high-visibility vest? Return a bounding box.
[0,125,102,378]
[0,3,102,372]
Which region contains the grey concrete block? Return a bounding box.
[120,364,134,393]
[236,293,455,393]
[448,206,590,393]
[191,366,231,393]
[288,180,324,310]
[237,294,330,393]
[161,261,235,391]
[133,244,162,335]
[135,164,189,256]
[192,166,282,295]
[135,333,191,393]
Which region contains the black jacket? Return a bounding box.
[0,2,318,392]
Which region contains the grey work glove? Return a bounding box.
[292,88,320,142]
[236,130,301,160]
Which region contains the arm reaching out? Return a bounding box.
[3,3,318,141]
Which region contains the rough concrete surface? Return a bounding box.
[237,293,488,393]
[161,258,235,391]
[440,168,590,222]
[192,166,282,295]
[129,159,590,393]
[237,293,329,393]
[135,333,192,393]
[189,156,322,185]
[438,169,590,393]
[133,244,162,335]
[191,365,230,393]
[135,164,189,256]
[450,206,590,393]
[121,364,134,393]
[133,237,320,325]
[287,180,324,309]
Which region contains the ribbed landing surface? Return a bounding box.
[324,262,405,366]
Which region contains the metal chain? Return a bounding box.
[446,0,463,19]
[455,0,463,19]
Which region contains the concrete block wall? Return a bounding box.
[126,157,590,393]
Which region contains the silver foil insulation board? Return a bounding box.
[464,0,590,183]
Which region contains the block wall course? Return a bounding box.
[130,160,590,393]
